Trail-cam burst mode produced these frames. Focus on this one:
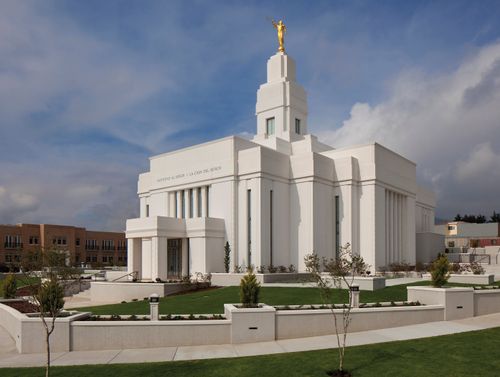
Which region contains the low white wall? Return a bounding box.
[211,273,385,291]
[224,304,276,343]
[90,282,205,302]
[422,273,495,285]
[474,290,500,316]
[0,302,24,352]
[276,306,444,339]
[407,286,474,320]
[0,303,90,354]
[71,320,231,351]
[212,273,311,286]
[105,271,132,282]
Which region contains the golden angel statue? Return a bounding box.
[272,19,287,52]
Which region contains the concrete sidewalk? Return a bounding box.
[0,312,499,368]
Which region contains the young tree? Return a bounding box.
[18,246,80,377]
[239,267,260,308]
[224,241,231,273]
[454,213,462,221]
[304,243,368,377]
[2,273,17,299]
[431,255,450,288]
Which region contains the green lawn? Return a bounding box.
[1,327,499,376]
[75,281,477,315]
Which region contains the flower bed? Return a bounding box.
[81,313,226,321]
[274,301,422,310]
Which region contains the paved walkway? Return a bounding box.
[1,313,499,368]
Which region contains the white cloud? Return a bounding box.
[0,186,39,223]
[318,41,500,217]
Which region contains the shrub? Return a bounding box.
[256,265,265,274]
[234,265,243,273]
[3,273,17,299]
[39,279,64,314]
[449,262,461,274]
[239,269,260,308]
[278,265,287,273]
[224,242,231,273]
[431,255,450,287]
[288,264,296,273]
[267,265,278,273]
[470,261,485,275]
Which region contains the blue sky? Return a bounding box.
[1,0,500,230]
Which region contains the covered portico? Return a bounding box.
[126,216,225,281]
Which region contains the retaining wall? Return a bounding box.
[2,285,500,354]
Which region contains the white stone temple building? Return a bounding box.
[126,51,437,281]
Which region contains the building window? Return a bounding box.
[102,240,114,251]
[448,225,455,231]
[146,204,150,217]
[189,189,194,218]
[448,241,455,247]
[76,238,80,246]
[29,236,39,245]
[53,236,67,245]
[247,189,252,266]
[266,117,275,135]
[5,235,22,249]
[85,239,98,250]
[270,190,273,266]
[206,186,210,217]
[335,195,340,257]
[295,118,301,134]
[181,191,185,218]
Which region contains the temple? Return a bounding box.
[125,50,438,280]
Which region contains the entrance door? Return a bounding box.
[167,239,182,279]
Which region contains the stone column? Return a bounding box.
[201,186,208,217]
[193,187,199,218]
[127,238,142,280]
[176,191,182,218]
[169,192,176,217]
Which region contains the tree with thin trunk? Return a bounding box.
[18,246,80,377]
[304,243,368,377]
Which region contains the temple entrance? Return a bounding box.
[167,238,183,279]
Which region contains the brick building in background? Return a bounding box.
[0,223,126,270]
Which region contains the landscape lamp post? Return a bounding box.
[149,293,160,321]
[349,284,360,308]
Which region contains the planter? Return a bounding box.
[407,286,474,320]
[224,303,276,343]
[422,273,494,285]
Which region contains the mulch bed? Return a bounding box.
[2,299,38,313]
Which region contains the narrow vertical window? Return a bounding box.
[266,117,275,135]
[270,190,273,266]
[295,118,301,134]
[206,186,210,217]
[174,192,178,218]
[189,189,194,218]
[335,195,340,257]
[146,204,150,217]
[181,191,185,218]
[247,189,252,266]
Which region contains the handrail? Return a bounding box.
[112,270,138,282]
[470,254,491,265]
